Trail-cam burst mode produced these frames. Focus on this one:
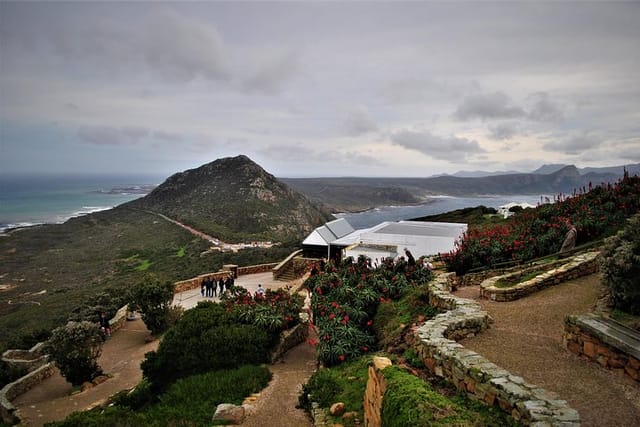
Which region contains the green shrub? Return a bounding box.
[601,214,640,314]
[141,302,272,391]
[44,321,103,386]
[49,365,272,427]
[129,274,175,336]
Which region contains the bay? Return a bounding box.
[335,194,547,229]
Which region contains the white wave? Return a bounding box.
[0,222,44,233]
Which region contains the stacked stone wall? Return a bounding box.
[238,263,278,276]
[0,363,55,424]
[363,356,392,427]
[410,272,580,425]
[269,322,309,363]
[564,315,640,383]
[480,252,600,302]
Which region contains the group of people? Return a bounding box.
[201,274,234,298]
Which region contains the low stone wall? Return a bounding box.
[238,263,278,276]
[363,356,392,427]
[480,252,600,302]
[2,342,48,372]
[564,314,640,383]
[410,272,580,426]
[0,362,55,424]
[0,306,129,425]
[174,263,279,294]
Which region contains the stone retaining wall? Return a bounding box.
[0,363,55,424]
[410,273,580,426]
[0,305,129,425]
[238,263,278,276]
[2,342,48,373]
[480,252,600,302]
[564,314,640,383]
[269,322,309,363]
[174,263,279,294]
[363,356,392,427]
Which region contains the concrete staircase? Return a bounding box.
[276,261,298,282]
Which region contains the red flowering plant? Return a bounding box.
[444,173,640,274]
[305,255,433,366]
[220,285,303,333]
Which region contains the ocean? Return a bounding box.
[0,174,161,232]
[0,174,546,233]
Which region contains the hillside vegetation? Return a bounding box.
[443,172,640,274]
[128,155,332,242]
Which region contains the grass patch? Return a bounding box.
[494,266,551,289]
[300,355,371,426]
[382,366,519,427]
[373,284,437,348]
[176,247,186,258]
[134,259,152,271]
[611,309,640,331]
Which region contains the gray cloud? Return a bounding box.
[390,130,485,161]
[241,51,300,94]
[78,126,149,145]
[527,92,564,122]
[543,132,601,155]
[454,92,525,121]
[488,123,519,141]
[141,9,229,82]
[343,106,378,136]
[153,130,182,141]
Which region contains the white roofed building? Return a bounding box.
[301,218,355,258]
[303,219,467,262]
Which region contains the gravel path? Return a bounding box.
[456,274,640,427]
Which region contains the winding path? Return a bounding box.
[456,273,640,427]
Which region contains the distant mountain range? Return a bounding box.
[284,163,639,212]
[453,163,640,178]
[126,155,331,242]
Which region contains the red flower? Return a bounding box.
[329,313,335,319]
[366,320,373,326]
[338,354,346,362]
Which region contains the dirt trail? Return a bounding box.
[13,318,158,426]
[456,274,640,427]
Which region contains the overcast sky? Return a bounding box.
[1,1,639,178]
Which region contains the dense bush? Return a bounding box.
[44,321,103,386]
[0,360,27,389]
[130,274,175,336]
[141,302,271,391]
[49,365,272,427]
[444,173,640,274]
[600,214,640,314]
[306,255,433,365]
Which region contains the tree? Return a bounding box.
[45,321,103,386]
[130,274,175,336]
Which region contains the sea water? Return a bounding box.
[0,174,161,232]
[336,194,546,229]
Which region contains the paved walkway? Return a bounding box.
[172,272,295,310]
[456,273,640,427]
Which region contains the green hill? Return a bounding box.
[127,155,332,242]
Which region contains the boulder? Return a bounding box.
[212,403,245,425]
[330,402,346,416]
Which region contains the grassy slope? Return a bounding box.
[0,206,295,351]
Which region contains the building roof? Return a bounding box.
[335,220,467,258]
[302,217,355,247]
